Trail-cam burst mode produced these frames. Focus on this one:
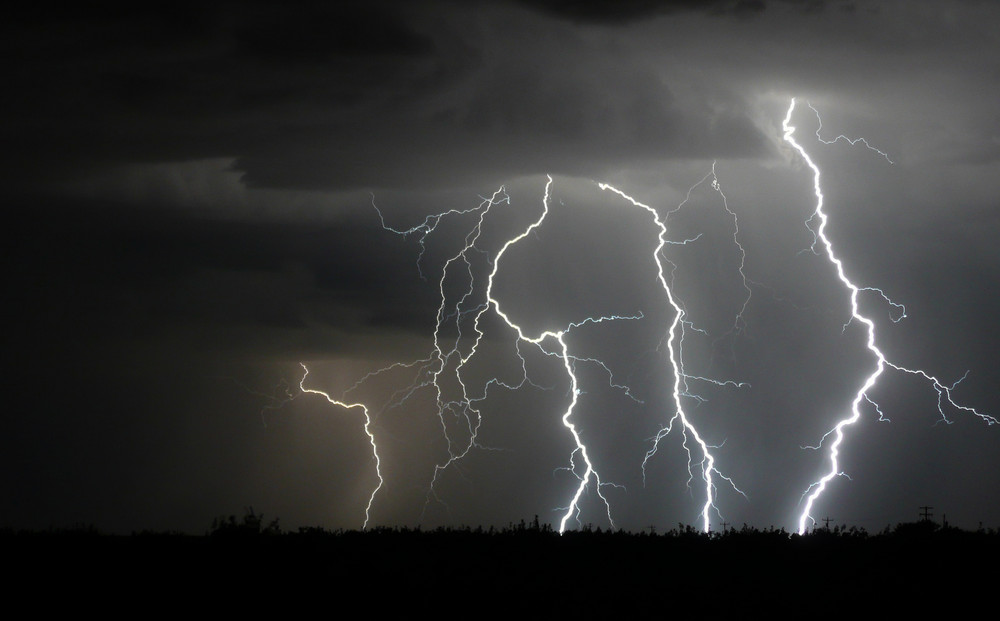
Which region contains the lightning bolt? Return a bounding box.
[298,362,384,530]
[474,175,635,533]
[782,97,997,535]
[599,166,748,533]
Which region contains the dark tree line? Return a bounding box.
[3,513,995,616]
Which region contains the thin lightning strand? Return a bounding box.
[422,187,510,512]
[298,362,384,530]
[678,165,753,400]
[228,376,297,427]
[371,193,491,280]
[783,97,997,535]
[808,102,894,165]
[710,160,753,340]
[598,177,746,533]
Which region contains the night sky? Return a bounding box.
[5,0,1000,534]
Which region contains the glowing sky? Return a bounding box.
[4,0,999,533]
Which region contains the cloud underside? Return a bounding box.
[15,0,979,192]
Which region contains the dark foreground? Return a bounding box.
[5,521,997,617]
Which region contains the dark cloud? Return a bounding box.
[233,4,435,61]
[6,0,988,197]
[1,0,776,193]
[5,193,444,365]
[1,1,441,184]
[508,0,866,22]
[509,0,767,22]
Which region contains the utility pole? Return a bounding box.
[919,506,934,522]
[822,516,834,530]
[721,521,730,533]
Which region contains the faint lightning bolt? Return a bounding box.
[370,187,518,516]
[298,362,384,530]
[371,193,494,280]
[228,375,297,427]
[783,97,997,535]
[809,102,894,164]
[710,160,753,341]
[599,171,748,533]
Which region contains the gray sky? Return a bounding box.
[4,0,999,533]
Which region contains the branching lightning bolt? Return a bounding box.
[599,169,748,533]
[420,187,511,513]
[783,97,997,535]
[474,176,632,533]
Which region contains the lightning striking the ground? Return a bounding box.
[475,176,630,533]
[598,166,749,533]
[298,363,383,530]
[783,97,997,535]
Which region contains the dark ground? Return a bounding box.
[4,519,995,617]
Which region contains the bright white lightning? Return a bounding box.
[598,170,748,533]
[473,175,628,533]
[783,97,997,535]
[298,362,384,530]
